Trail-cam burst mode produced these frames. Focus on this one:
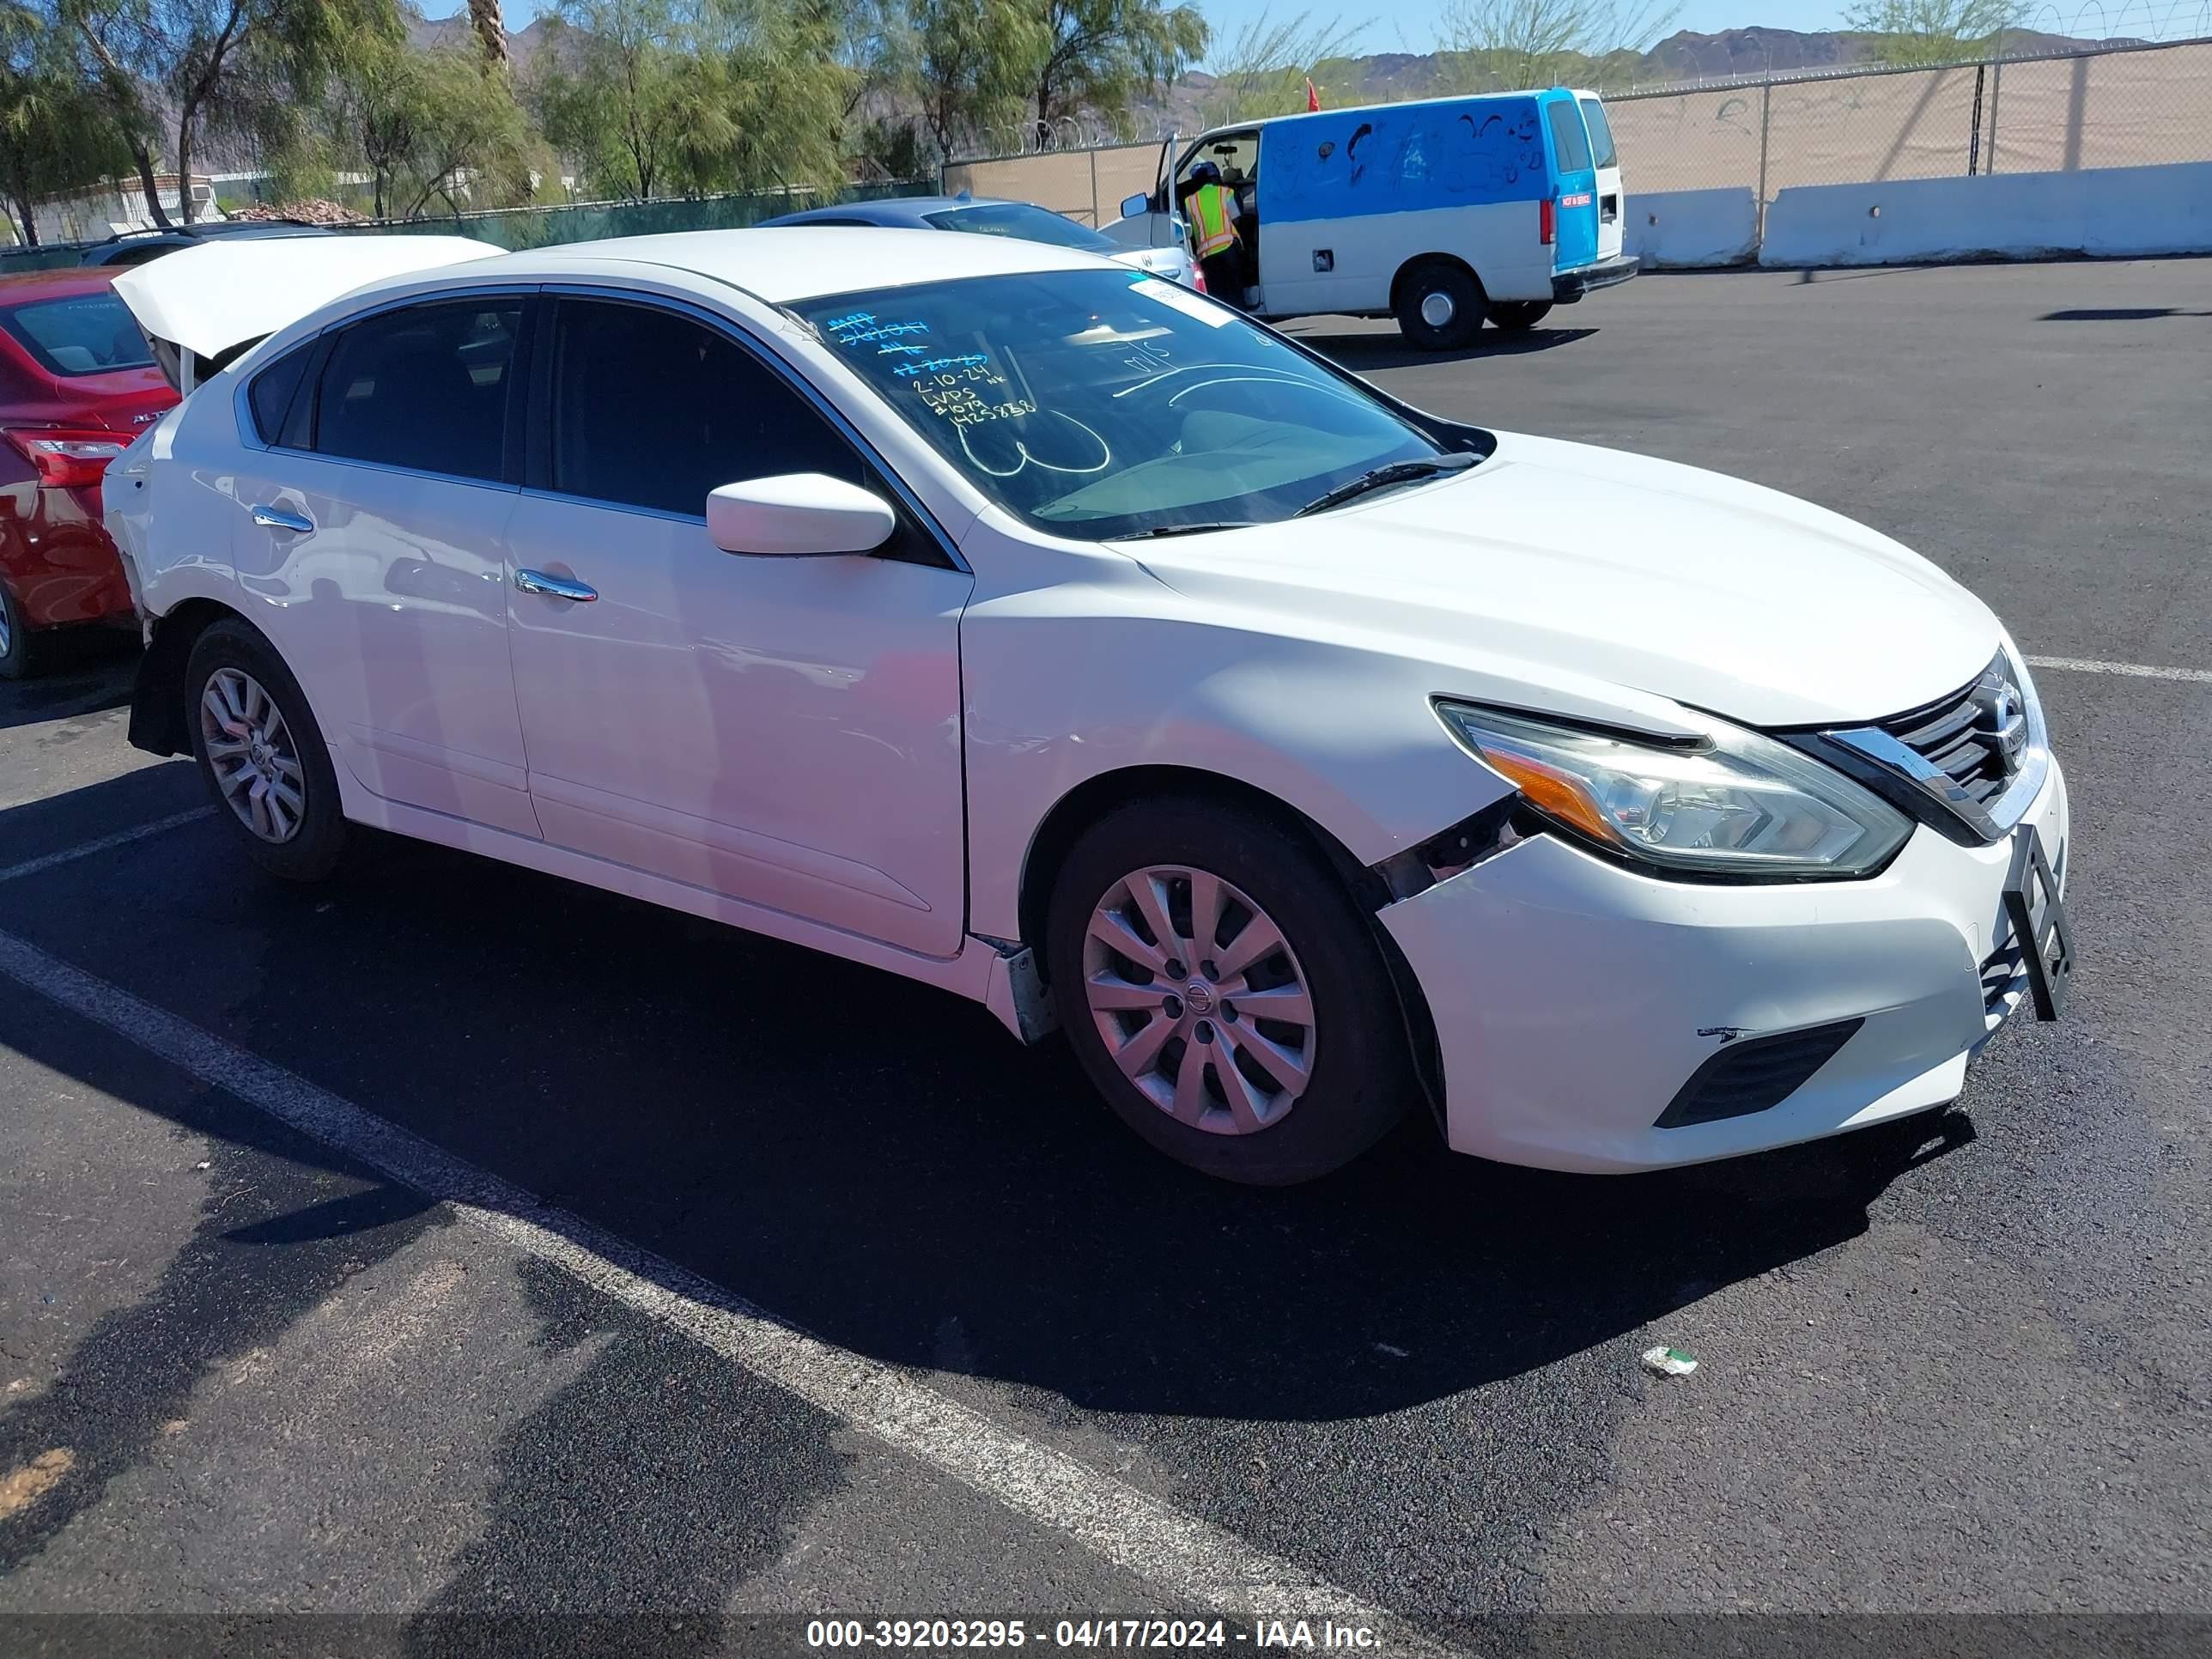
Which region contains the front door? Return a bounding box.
[228,296,540,839]
[504,295,973,959]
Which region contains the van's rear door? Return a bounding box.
[1577,93,1625,263]
[1541,94,1600,272]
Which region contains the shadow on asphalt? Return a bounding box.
[2039,307,2212,321]
[0,641,136,733]
[1297,325,1597,374]
[0,770,1977,1433]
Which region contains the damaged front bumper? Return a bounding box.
[1378,757,2070,1173]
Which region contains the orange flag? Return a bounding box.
[1306,77,1321,112]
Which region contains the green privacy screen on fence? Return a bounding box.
[0,181,935,272]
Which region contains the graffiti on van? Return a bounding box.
[1264,97,1549,225]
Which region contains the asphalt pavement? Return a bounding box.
[0,260,2206,1656]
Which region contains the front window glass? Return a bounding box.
[923,204,1118,252]
[790,269,1450,540]
[3,292,156,376]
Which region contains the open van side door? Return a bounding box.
[1574,92,1625,264]
[1103,131,1185,251]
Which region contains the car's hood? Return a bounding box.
[1133,430,2001,728]
[112,234,503,365]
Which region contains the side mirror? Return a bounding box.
[1120,192,1152,220]
[706,473,896,557]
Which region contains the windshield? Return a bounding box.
[922,203,1120,253]
[3,291,156,377]
[791,269,1451,539]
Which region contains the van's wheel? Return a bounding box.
[0,580,55,680]
[185,618,348,882]
[1046,798,1413,1186]
[1488,301,1554,332]
[1394,259,1486,351]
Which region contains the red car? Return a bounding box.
[0,267,177,678]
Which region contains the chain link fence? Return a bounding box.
[1609,35,2212,206]
[941,143,1167,228]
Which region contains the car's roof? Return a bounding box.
[485,226,1104,303]
[0,265,125,301]
[764,196,1020,228]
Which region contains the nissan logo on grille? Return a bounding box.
[1972,674,2029,770]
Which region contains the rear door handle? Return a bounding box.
[514,568,598,603]
[249,503,313,533]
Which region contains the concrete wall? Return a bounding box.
[1759,161,2212,268]
[1624,188,1759,269]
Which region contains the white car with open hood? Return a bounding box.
[105,228,2073,1184]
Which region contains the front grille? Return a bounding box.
[1880,674,2018,805]
[1655,1018,1864,1129]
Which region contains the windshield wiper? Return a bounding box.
[1109,521,1261,540]
[1291,453,1477,518]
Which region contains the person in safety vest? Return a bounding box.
[1178,161,1246,306]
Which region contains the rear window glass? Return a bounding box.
[1579,97,1619,170]
[3,291,155,377]
[248,345,314,445]
[922,203,1118,252]
[1546,101,1594,173]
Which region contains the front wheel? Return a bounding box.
[185,618,349,882]
[1487,301,1554,332]
[1046,799,1414,1185]
[1393,259,1486,351]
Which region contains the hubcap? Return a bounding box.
[1419,289,1455,328]
[1083,865,1316,1136]
[199,667,307,844]
[0,593,13,658]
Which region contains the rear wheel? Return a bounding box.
[1046,799,1413,1185]
[0,580,55,680]
[1393,259,1486,351]
[185,618,348,882]
[1487,301,1554,332]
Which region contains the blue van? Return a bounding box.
[1108,88,1636,349]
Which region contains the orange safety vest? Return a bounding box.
[1188,185,1238,259]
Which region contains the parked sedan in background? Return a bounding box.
[0,268,175,677]
[763,193,1204,291]
[78,217,337,269]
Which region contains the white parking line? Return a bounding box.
[2026,654,2212,684]
[0,806,214,885]
[0,924,1455,1653]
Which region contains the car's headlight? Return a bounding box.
[1435,702,1912,880]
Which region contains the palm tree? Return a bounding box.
[468,0,511,71]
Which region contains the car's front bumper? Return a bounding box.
[1380,755,2069,1172]
[1552,255,1640,303]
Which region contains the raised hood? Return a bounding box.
[1134,430,2002,729]
[112,234,503,388]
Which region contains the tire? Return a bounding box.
[1487,301,1554,332]
[0,580,54,680]
[1046,798,1414,1186]
[185,618,348,882]
[1393,258,1486,351]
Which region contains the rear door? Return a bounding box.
[228,295,542,840]
[1542,94,1600,273]
[1577,92,1625,263]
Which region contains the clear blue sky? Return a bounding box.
[446,0,1858,70]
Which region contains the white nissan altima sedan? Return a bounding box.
[105,228,2073,1186]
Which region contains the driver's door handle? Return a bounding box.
[249,503,313,533]
[514,568,598,603]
